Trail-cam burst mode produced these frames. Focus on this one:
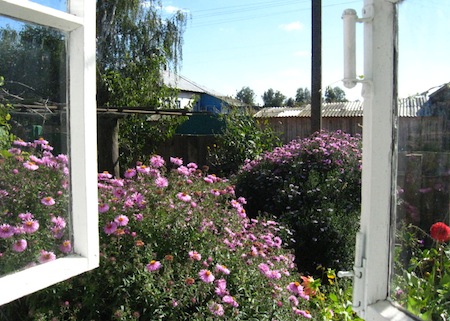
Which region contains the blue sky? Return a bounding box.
[162,0,450,104]
[19,0,450,104]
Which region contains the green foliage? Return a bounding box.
[262,88,286,107]
[207,110,282,176]
[235,86,256,106]
[393,223,450,320]
[0,25,66,105]
[295,87,311,106]
[0,76,14,151]
[324,86,348,103]
[234,130,362,275]
[96,0,187,107]
[119,114,187,170]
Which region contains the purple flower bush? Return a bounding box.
[0,138,70,275]
[0,139,362,320]
[235,130,362,274]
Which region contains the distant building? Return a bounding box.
[162,71,245,113]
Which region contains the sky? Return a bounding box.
[14,0,450,105]
[160,0,450,105]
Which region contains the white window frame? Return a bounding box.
[0,0,98,305]
[347,0,419,320]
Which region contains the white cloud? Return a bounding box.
[164,5,189,14]
[279,21,303,32]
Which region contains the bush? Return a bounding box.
[234,130,362,275]
[207,110,281,177]
[0,151,333,320]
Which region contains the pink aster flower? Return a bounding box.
[18,212,34,221]
[170,157,183,166]
[22,219,39,233]
[209,302,224,316]
[177,192,192,202]
[136,165,150,174]
[146,260,162,272]
[124,168,137,178]
[177,166,190,176]
[199,269,215,283]
[12,239,27,252]
[98,202,110,213]
[215,264,230,275]
[114,214,129,226]
[289,295,299,306]
[39,250,56,263]
[150,155,165,168]
[23,161,39,171]
[189,250,202,261]
[59,240,72,253]
[223,295,239,307]
[0,224,15,238]
[104,221,118,235]
[98,171,113,180]
[210,189,220,196]
[293,308,312,318]
[187,162,198,169]
[41,196,56,206]
[155,176,169,188]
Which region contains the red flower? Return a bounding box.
[430,222,450,242]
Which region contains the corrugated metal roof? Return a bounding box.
[162,71,224,97]
[254,97,431,118]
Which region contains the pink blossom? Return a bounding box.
[12,239,27,252]
[170,157,183,166]
[98,171,112,180]
[39,250,56,263]
[289,295,299,306]
[41,196,56,206]
[18,212,33,221]
[98,202,110,213]
[59,240,72,253]
[155,176,168,188]
[215,264,230,275]
[177,192,192,202]
[114,214,129,226]
[210,189,220,196]
[199,269,215,283]
[146,260,162,272]
[0,224,15,238]
[150,155,165,168]
[22,219,39,233]
[215,278,228,296]
[223,295,239,307]
[188,250,202,261]
[136,165,150,174]
[187,162,198,169]
[124,168,137,178]
[177,166,190,176]
[209,302,224,316]
[293,308,312,318]
[104,222,118,234]
[23,161,39,171]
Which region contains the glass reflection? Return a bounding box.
[30,0,67,12]
[0,16,71,277]
[392,1,450,320]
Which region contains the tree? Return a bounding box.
[324,86,348,103]
[285,97,295,107]
[262,88,286,107]
[236,86,256,105]
[96,0,187,107]
[295,87,311,106]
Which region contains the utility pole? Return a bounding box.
[311,0,322,133]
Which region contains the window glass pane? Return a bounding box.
[0,16,71,277]
[29,0,67,12]
[392,1,450,320]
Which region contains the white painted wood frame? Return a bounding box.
[0,0,98,305]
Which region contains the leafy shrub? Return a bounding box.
[0,152,334,320]
[207,110,282,176]
[234,130,362,274]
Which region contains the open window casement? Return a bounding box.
[0,0,98,305]
[344,0,450,320]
